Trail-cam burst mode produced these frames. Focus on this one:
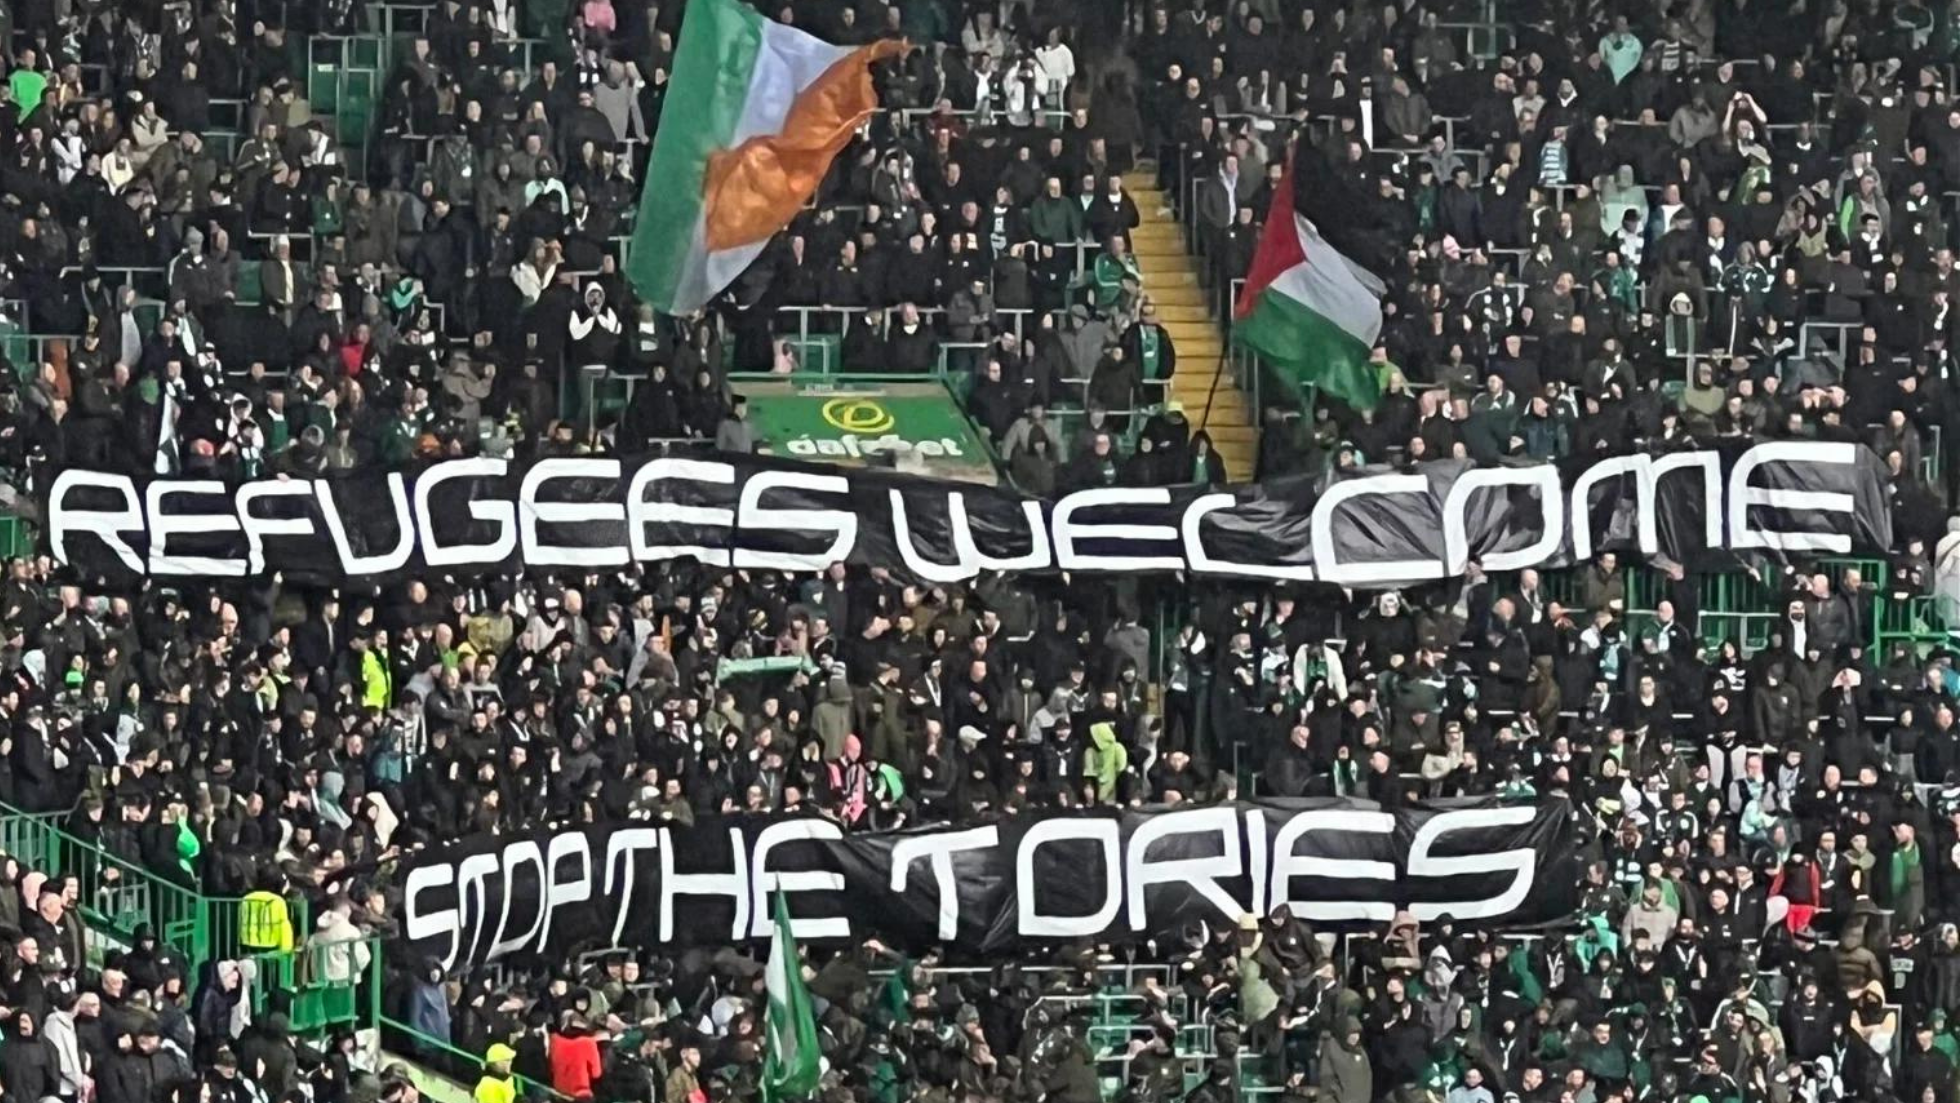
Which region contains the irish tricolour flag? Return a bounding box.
[627,0,903,314]
[1232,152,1388,411]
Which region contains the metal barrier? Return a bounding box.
[379,1013,572,1100]
[244,934,382,1037]
[0,802,309,977]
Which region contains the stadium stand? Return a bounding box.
[0,1,1954,1103]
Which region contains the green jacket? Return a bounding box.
[1092,252,1141,308]
[1029,196,1086,244]
[1085,721,1128,802]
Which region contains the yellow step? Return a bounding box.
[1171,379,1241,396]
[1144,286,1206,307]
[1152,305,1212,323]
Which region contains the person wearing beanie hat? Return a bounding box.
[475,1043,519,1103]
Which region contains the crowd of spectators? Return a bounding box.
[0,1,1958,1103]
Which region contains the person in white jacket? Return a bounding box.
[44,993,89,1101]
[309,902,373,985]
[1034,27,1075,100]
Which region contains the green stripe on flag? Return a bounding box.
[764,894,823,1102]
[1235,289,1382,412]
[626,0,764,311]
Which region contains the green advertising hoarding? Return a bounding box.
[742,380,998,485]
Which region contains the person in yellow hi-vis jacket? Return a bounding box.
[356,630,393,710]
[239,873,295,954]
[475,1043,518,1103]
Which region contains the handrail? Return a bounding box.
[379,1014,573,1101]
[0,801,309,973]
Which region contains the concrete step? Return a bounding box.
[1199,424,1258,443]
[1146,286,1207,307]
[1153,305,1213,323]
[1171,386,1246,408]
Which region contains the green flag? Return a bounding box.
[763,894,822,1102]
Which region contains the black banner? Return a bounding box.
[398,799,1579,971]
[47,441,1891,587]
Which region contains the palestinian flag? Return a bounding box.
[762,894,822,1102]
[1232,147,1392,411]
[626,0,904,314]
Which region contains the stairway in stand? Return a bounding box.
[1122,164,1257,481]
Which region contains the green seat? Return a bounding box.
[349,36,386,71]
[4,335,29,375]
[234,261,263,305]
[308,64,341,112]
[788,335,840,373]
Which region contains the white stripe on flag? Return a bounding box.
[1261,215,1386,347]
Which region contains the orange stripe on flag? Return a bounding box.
[702,39,907,253]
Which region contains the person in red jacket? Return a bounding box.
[548,1016,605,1099]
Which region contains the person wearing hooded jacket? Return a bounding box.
[1084,721,1128,804]
[568,282,622,369]
[0,1008,61,1103]
[234,1012,297,1097]
[1319,1017,1373,1103]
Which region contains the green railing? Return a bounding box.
[379,1014,572,1101]
[244,935,383,1038]
[0,802,379,1049]
[0,802,308,974]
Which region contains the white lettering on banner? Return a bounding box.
[237,480,319,575]
[1268,810,1399,922]
[318,474,416,574]
[47,447,1880,583]
[1568,452,1725,561]
[1310,474,1445,585]
[1727,441,1859,553]
[659,827,751,942]
[1444,466,1565,575]
[1125,807,1245,929]
[402,861,459,972]
[522,458,629,567]
[891,826,1001,941]
[488,839,547,961]
[1181,492,1318,580]
[1052,487,1185,571]
[416,458,518,567]
[889,491,1052,582]
[626,458,738,567]
[48,470,144,574]
[749,820,849,941]
[1016,819,1123,936]
[454,850,502,969]
[147,480,246,575]
[733,471,859,571]
[538,832,595,948]
[1406,807,1540,921]
[604,828,662,949]
[397,806,1572,965]
[1244,808,1269,917]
